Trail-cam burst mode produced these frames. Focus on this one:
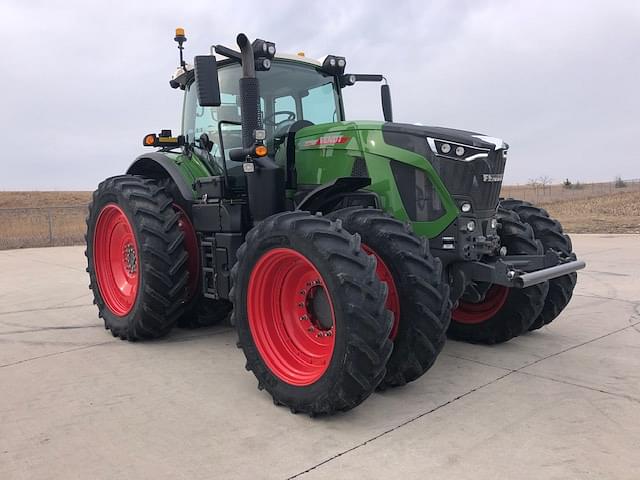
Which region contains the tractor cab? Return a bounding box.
[181,57,344,183]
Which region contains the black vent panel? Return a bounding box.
[351,157,369,177]
[390,160,445,221]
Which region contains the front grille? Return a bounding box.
[381,130,507,218]
[430,152,505,212]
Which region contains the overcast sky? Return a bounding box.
[1,0,638,190]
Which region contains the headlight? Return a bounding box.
[466,220,476,232]
[427,137,491,162]
[461,202,472,213]
[490,218,498,229]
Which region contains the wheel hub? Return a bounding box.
[123,243,137,275]
[300,282,334,335]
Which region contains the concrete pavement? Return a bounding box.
[1,235,639,479]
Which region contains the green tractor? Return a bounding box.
[86,30,585,415]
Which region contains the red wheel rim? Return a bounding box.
[247,248,336,386]
[362,244,400,340]
[174,204,199,300]
[452,285,509,324]
[93,204,139,316]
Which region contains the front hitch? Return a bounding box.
[460,252,586,289]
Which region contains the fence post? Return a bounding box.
[47,209,53,246]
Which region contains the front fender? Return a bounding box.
[296,177,372,213]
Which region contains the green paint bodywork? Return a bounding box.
[163,151,217,198]
[294,121,459,238]
[159,121,458,238]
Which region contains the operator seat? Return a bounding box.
[273,120,314,188]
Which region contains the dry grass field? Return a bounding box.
[0,191,91,208]
[0,182,638,249]
[0,192,90,249]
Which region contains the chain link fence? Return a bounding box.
[501,178,640,204]
[0,205,88,250]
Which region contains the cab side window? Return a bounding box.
[274,95,297,123]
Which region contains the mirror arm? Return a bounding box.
[212,45,242,62]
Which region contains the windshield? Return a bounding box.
[183,60,342,172]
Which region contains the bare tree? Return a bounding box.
[538,175,553,195]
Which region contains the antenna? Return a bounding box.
[174,28,187,68]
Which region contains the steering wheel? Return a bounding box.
[263,110,296,127]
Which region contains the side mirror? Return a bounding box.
[194,55,221,107]
[381,84,393,122]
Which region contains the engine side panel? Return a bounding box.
[294,122,459,238]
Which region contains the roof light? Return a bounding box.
[321,55,346,75]
[258,58,271,70]
[251,39,276,59]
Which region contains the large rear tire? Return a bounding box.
[448,208,549,344]
[161,178,233,329]
[86,175,189,340]
[231,211,393,415]
[500,198,577,330]
[328,208,450,389]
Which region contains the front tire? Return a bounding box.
[500,198,577,330]
[86,175,189,340]
[328,208,451,389]
[448,208,549,344]
[231,212,393,415]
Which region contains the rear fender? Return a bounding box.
[127,152,196,203]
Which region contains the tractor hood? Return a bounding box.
[380,122,508,216]
[382,122,508,152]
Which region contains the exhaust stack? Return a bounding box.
[236,34,262,150]
[235,33,285,222]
